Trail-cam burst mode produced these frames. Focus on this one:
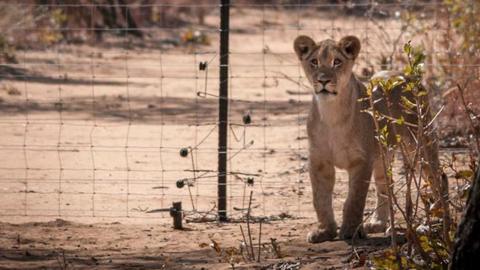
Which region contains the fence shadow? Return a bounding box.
[0,65,139,87]
[0,95,310,125]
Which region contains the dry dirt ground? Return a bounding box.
[0,5,470,270]
[0,218,397,270]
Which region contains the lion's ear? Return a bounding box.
[294,35,316,60]
[338,36,361,60]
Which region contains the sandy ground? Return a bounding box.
[0,5,470,270]
[0,218,398,270]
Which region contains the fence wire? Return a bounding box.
[0,0,467,223]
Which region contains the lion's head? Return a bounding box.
[293,35,361,99]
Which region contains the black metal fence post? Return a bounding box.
[218,0,230,221]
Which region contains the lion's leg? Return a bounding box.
[422,140,448,202]
[307,161,337,243]
[365,157,390,233]
[339,161,373,239]
[421,139,450,228]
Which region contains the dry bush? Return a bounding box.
[366,40,478,269]
[364,0,479,147]
[363,5,480,265]
[0,2,71,50]
[366,43,451,269]
[0,2,40,62]
[0,0,212,50]
[436,0,480,142]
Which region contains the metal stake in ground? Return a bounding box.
[170,201,183,230]
[218,0,230,222]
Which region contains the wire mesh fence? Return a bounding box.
[0,0,472,223]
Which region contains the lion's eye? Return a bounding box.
[333,58,342,67]
[310,59,318,67]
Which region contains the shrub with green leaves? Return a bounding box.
[366,42,455,269]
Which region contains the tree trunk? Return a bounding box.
[450,167,480,269]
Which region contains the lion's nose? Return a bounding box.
[317,79,331,86]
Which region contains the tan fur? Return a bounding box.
[294,35,440,243]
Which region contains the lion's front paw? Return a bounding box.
[364,219,387,234]
[339,224,366,240]
[307,229,337,243]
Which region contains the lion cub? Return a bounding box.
[293,35,431,243]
